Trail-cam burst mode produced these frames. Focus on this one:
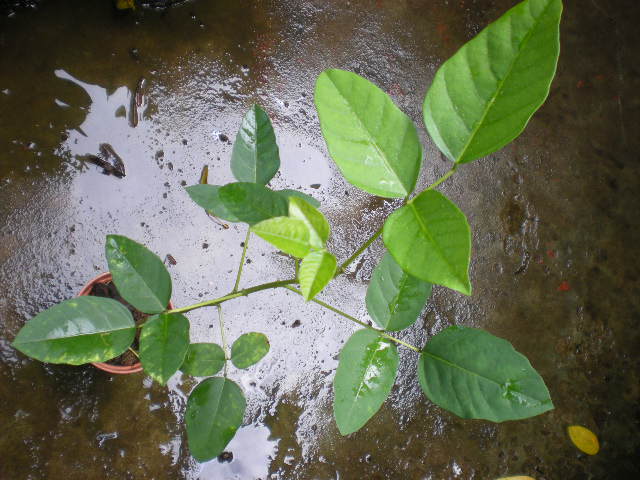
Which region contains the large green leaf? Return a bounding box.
[12,297,135,365]
[185,184,241,222]
[105,235,172,314]
[218,182,288,225]
[251,216,312,258]
[276,189,320,208]
[383,190,471,295]
[230,332,270,369]
[181,343,226,377]
[299,250,336,300]
[186,377,246,462]
[288,197,330,248]
[139,312,190,385]
[333,329,399,435]
[418,326,553,421]
[366,252,433,331]
[315,69,422,198]
[230,104,280,185]
[423,0,562,164]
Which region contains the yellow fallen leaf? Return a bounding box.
[567,425,600,455]
[116,0,136,10]
[496,476,536,480]
[199,165,209,185]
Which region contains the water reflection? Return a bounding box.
[196,424,278,480]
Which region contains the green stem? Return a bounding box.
[233,229,251,292]
[426,164,458,190]
[167,279,296,315]
[217,305,228,377]
[282,285,421,353]
[337,226,383,275]
[128,347,140,358]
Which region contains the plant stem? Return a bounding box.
[167,279,296,315]
[217,305,228,377]
[337,226,383,275]
[128,347,139,358]
[282,285,421,353]
[233,229,251,292]
[426,164,458,190]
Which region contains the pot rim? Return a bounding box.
[78,272,174,374]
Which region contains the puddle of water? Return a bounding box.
[1,0,639,478]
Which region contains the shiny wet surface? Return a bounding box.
[1,0,638,478]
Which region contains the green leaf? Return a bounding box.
[105,235,172,314]
[276,189,320,208]
[181,343,226,377]
[186,377,246,462]
[366,252,433,331]
[251,216,312,258]
[12,297,135,365]
[423,0,562,164]
[139,312,190,385]
[230,104,280,185]
[230,332,270,369]
[333,329,399,435]
[418,326,553,421]
[288,197,330,248]
[299,250,337,300]
[383,190,471,295]
[185,184,241,222]
[314,69,422,198]
[218,182,288,225]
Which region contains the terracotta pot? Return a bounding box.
[78,272,174,374]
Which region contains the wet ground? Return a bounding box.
[1,0,639,478]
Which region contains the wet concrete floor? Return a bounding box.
[1,0,639,478]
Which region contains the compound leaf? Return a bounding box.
[299,250,337,300]
[139,312,190,386]
[12,296,135,365]
[423,0,562,164]
[181,343,226,377]
[288,197,330,248]
[185,184,241,222]
[366,252,432,331]
[251,216,312,258]
[218,182,288,225]
[186,377,246,462]
[105,235,172,314]
[383,190,471,295]
[230,332,270,369]
[418,326,553,421]
[315,69,422,198]
[334,329,399,435]
[230,104,280,185]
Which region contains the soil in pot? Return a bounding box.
[89,281,146,366]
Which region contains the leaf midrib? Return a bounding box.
[345,338,392,422]
[15,324,134,346]
[423,350,544,404]
[113,244,164,311]
[205,380,227,447]
[408,200,463,285]
[453,0,554,163]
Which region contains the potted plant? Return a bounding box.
[12,0,562,463]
